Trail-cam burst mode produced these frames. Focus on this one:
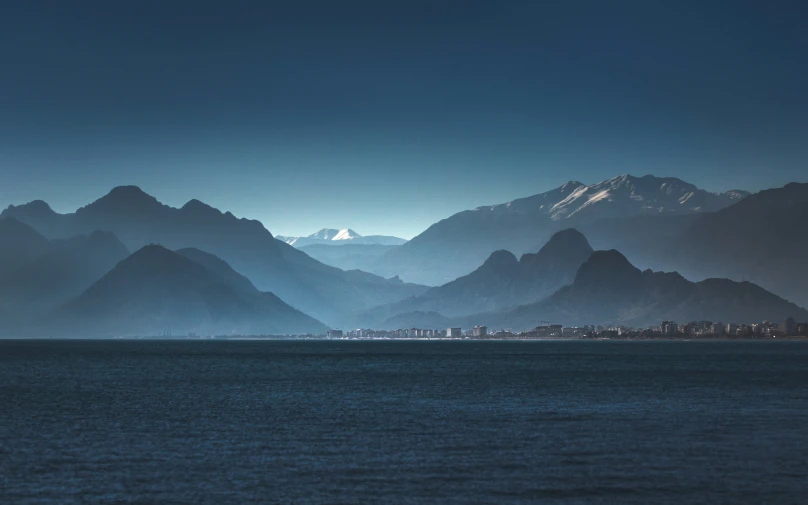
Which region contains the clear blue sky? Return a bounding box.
[1,1,806,239]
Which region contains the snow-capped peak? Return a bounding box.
[276,228,407,248]
[310,228,361,241]
[332,228,359,241]
[472,174,748,222]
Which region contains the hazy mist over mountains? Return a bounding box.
[1,174,807,336]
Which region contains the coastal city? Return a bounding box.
[324,318,808,340]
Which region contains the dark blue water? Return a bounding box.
[1,340,807,504]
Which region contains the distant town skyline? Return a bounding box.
[2,1,807,238]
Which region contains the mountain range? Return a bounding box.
[277,228,407,247]
[273,229,407,271]
[2,187,426,326]
[367,174,748,285]
[1,175,806,336]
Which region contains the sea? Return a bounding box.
[1,340,807,504]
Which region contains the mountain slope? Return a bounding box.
[2,187,426,326]
[176,247,259,295]
[666,182,808,308]
[476,249,808,330]
[46,245,327,337]
[0,218,49,278]
[0,231,129,313]
[362,229,593,325]
[369,174,746,285]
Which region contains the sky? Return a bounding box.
[1,1,807,239]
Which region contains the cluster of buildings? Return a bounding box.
[326,318,808,340]
[330,326,485,339]
[580,318,808,339]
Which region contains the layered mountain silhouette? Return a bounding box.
[277,228,407,247]
[368,174,747,285]
[2,187,426,326]
[0,231,129,313]
[474,249,808,330]
[3,179,804,336]
[45,245,327,337]
[361,229,593,325]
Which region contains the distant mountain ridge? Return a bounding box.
[277,228,407,247]
[2,187,426,326]
[367,174,747,285]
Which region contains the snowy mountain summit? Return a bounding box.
[309,228,361,241]
[478,174,749,222]
[277,229,407,247]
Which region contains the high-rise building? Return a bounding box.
[447,327,462,338]
[472,326,487,337]
[661,321,677,336]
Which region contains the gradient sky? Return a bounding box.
[1,1,806,238]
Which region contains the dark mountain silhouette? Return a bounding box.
[476,249,808,330]
[368,174,746,285]
[360,229,593,325]
[0,217,49,278]
[0,231,129,313]
[666,182,808,308]
[46,245,327,337]
[2,187,427,326]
